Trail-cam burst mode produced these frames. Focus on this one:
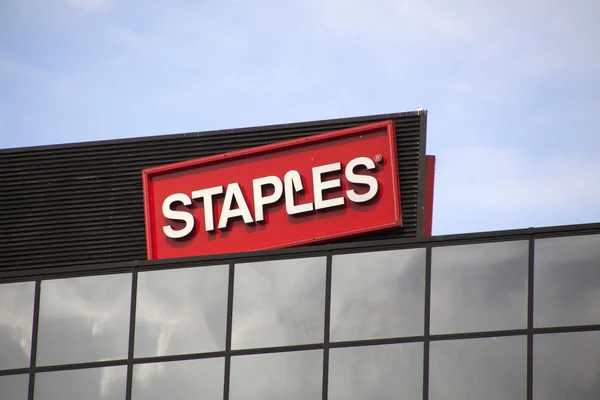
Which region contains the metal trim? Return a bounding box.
[416,112,428,237]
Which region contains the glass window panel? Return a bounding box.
[430,335,527,400]
[0,281,34,370]
[534,331,600,399]
[34,366,126,400]
[431,241,528,334]
[135,265,228,357]
[328,342,422,399]
[36,274,131,366]
[132,357,224,400]
[231,257,325,349]
[330,249,425,341]
[534,234,600,327]
[0,374,29,400]
[229,350,322,400]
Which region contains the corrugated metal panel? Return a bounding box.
[0,112,426,272]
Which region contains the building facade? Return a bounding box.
[1,111,599,400]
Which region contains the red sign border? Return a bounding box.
[142,120,401,260]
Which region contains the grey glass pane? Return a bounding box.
[132,357,224,400]
[430,335,527,400]
[431,241,528,334]
[331,249,425,341]
[135,265,228,357]
[34,366,126,400]
[229,350,322,400]
[534,234,600,328]
[0,374,29,400]
[36,274,131,366]
[534,331,600,399]
[329,342,422,399]
[231,257,325,349]
[0,281,34,370]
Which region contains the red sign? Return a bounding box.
[142,120,402,260]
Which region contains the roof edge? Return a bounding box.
[0,110,427,154]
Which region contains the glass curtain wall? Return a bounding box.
[1,233,599,399]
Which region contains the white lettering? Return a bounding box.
[284,170,314,215]
[160,156,384,239]
[345,157,379,203]
[218,183,254,229]
[253,176,284,222]
[162,193,195,239]
[312,162,345,211]
[191,186,224,232]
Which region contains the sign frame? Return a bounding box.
[142,120,402,260]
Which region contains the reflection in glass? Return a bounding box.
[534,234,600,327]
[0,374,29,400]
[329,342,422,399]
[330,249,425,341]
[229,350,322,400]
[231,257,326,349]
[36,274,131,366]
[0,281,34,370]
[431,241,528,334]
[135,265,228,357]
[430,335,527,400]
[534,331,600,399]
[132,358,224,400]
[34,366,126,400]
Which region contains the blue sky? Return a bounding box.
[1,0,599,235]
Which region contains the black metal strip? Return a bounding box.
[322,254,332,400]
[229,343,323,357]
[223,262,235,400]
[329,336,424,349]
[429,329,528,342]
[138,247,330,268]
[27,280,41,400]
[33,358,128,373]
[134,351,227,365]
[0,368,29,377]
[527,237,534,400]
[125,271,138,400]
[533,324,600,335]
[423,245,431,400]
[0,262,137,283]
[4,223,600,283]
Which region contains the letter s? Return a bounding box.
[345,157,379,203]
[162,193,195,239]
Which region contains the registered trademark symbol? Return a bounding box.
[374,154,383,163]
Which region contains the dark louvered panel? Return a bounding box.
[0,112,426,272]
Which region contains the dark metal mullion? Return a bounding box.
[34,359,128,373]
[27,280,41,400]
[534,324,600,334]
[125,271,138,400]
[0,368,29,377]
[423,246,431,400]
[223,262,235,400]
[428,329,528,342]
[527,237,535,400]
[322,254,332,400]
